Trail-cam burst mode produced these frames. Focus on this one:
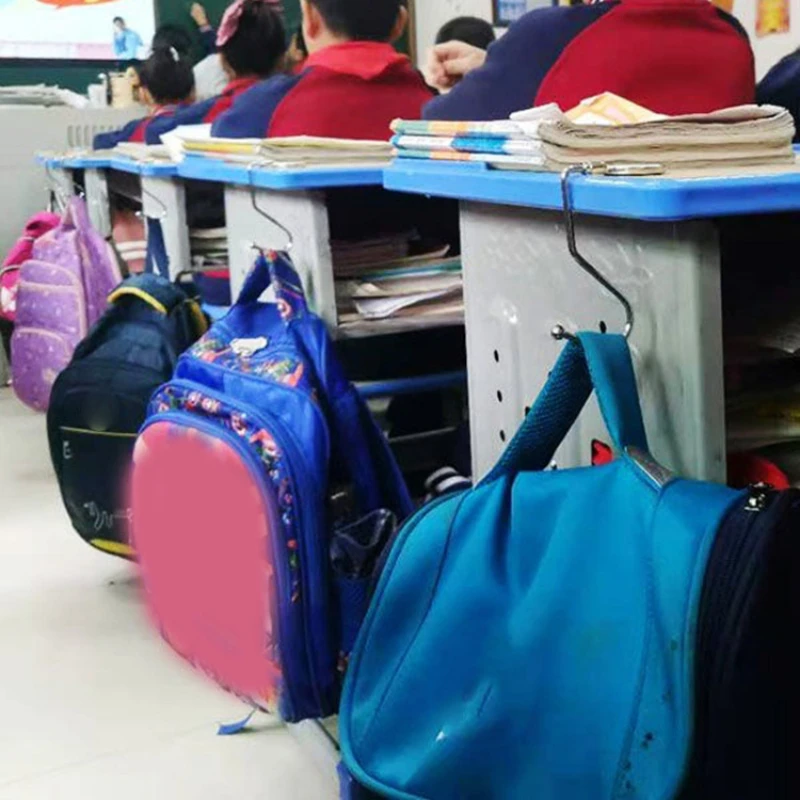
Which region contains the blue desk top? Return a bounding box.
[39,153,112,170]
[178,154,384,190]
[38,153,178,176]
[383,160,800,222]
[108,157,179,178]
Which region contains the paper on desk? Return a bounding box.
[160,124,213,161]
[114,142,173,162]
[354,287,463,320]
[337,273,463,299]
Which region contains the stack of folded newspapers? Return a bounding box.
[539,103,797,173]
[159,125,393,169]
[392,94,798,175]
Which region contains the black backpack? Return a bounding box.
[47,274,208,558]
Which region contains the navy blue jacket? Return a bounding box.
[758,53,800,142]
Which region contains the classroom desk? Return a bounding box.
[40,154,191,280]
[41,153,112,237]
[108,157,191,280]
[178,155,386,329]
[384,160,800,483]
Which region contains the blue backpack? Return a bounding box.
[131,252,413,723]
[340,332,744,800]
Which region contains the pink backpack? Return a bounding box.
[0,212,61,323]
[11,198,122,411]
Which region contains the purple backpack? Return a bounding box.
[12,197,122,411]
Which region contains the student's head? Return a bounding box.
[138,46,196,107]
[435,16,495,50]
[151,25,194,59]
[113,16,126,33]
[300,0,407,53]
[216,0,287,81]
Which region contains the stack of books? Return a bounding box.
[392,94,798,175]
[391,105,560,171]
[333,236,463,331]
[112,142,172,162]
[190,227,228,269]
[539,102,797,173]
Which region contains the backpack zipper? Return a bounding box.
[744,482,773,513]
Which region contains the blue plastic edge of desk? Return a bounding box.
[38,154,113,170]
[177,155,384,189]
[382,160,800,222]
[109,157,179,178]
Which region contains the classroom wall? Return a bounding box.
[735,0,800,79]
[0,0,301,93]
[413,0,494,65]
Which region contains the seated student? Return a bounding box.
[757,49,800,142]
[211,0,433,140]
[435,15,496,50]
[144,0,287,144]
[94,47,196,150]
[189,2,231,100]
[424,0,755,121]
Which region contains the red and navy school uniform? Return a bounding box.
[211,42,434,140]
[757,54,800,142]
[143,77,261,145]
[425,0,755,121]
[93,105,183,150]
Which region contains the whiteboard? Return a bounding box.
[0,0,157,61]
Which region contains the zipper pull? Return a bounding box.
[745,482,772,513]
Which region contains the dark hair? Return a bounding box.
[139,46,195,105]
[221,0,287,79]
[435,16,495,49]
[308,0,402,42]
[113,16,125,25]
[152,25,194,58]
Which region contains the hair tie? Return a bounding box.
[216,0,284,48]
[170,46,180,62]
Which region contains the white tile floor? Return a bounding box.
[0,388,337,799]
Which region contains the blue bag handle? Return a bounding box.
[145,218,169,278]
[486,332,648,481]
[237,251,309,320]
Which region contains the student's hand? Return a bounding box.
[190,2,210,29]
[426,41,487,91]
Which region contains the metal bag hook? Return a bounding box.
[247,160,294,254]
[44,161,71,211]
[552,163,637,342]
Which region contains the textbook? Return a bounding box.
[180,134,393,168]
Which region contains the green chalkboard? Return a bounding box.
[0,0,302,93]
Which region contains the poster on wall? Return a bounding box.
[710,0,734,12]
[756,0,790,37]
[0,0,157,60]
[493,0,553,27]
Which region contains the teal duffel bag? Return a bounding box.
[340,332,742,800]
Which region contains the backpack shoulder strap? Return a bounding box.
[109,274,187,315]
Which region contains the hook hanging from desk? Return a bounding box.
[551,162,662,343]
[247,160,294,254]
[44,161,82,212]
